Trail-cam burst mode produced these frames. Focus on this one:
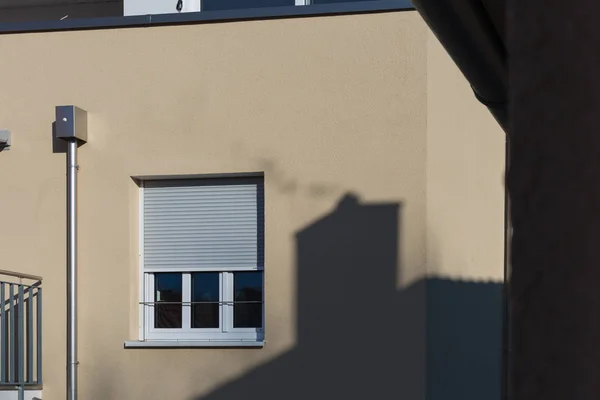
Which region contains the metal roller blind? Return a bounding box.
[143,177,264,271]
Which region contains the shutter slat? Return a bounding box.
[144,223,258,229]
[143,189,257,196]
[145,202,257,207]
[144,231,257,236]
[144,214,258,220]
[143,179,263,270]
[145,240,259,245]
[144,207,258,213]
[145,196,258,202]
[146,245,258,252]
[145,235,258,241]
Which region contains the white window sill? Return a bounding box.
[124,340,265,348]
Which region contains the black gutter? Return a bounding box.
[411,0,508,131]
[0,0,413,34]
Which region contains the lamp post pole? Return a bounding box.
[55,106,87,400]
[66,138,78,400]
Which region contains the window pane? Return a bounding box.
[154,273,182,329]
[192,272,220,328]
[203,0,294,12]
[234,272,263,328]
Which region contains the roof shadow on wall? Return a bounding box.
[194,193,503,400]
[427,277,503,400]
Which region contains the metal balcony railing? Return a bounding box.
[0,270,43,399]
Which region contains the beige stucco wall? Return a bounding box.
[424,32,505,400]
[0,11,431,400]
[426,31,506,282]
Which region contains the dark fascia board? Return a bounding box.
[0,0,414,34]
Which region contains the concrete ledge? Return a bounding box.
[124,340,265,348]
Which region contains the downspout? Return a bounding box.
[55,106,88,400]
[501,136,511,400]
[66,140,78,400]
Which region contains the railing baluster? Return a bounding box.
[0,273,44,391]
[36,288,42,385]
[8,284,14,384]
[18,285,24,385]
[0,283,4,383]
[27,289,33,384]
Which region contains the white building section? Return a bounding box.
[124,0,201,16]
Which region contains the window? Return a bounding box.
[140,176,264,344]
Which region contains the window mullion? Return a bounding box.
[222,272,233,333]
[182,273,191,330]
[221,272,226,333]
[146,273,155,337]
[139,181,145,340]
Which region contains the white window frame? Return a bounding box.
[138,178,265,344]
[125,0,310,16]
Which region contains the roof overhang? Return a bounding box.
[412,0,508,132]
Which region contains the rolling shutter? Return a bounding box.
[143,177,264,271]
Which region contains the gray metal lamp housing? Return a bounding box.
[0,130,10,150]
[56,106,87,143]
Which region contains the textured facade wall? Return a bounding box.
[0,12,430,400]
[425,32,505,400]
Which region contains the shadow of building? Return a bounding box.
[196,193,503,400]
